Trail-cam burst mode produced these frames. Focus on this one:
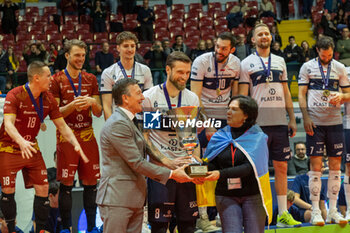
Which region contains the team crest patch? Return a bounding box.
[143,110,161,129]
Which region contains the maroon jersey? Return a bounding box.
[0,86,62,153]
[50,70,99,132]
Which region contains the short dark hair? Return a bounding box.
[64,39,87,54]
[165,51,192,68]
[116,31,138,45]
[175,35,183,40]
[289,36,295,40]
[228,95,258,128]
[316,36,334,50]
[49,181,59,195]
[112,78,139,106]
[27,61,47,82]
[218,31,236,48]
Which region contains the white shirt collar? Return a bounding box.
[119,107,135,120]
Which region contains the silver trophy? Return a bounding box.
[168,106,208,177]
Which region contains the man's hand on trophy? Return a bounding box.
[163,156,193,170]
[170,165,193,183]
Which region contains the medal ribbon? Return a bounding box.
[25,83,44,123]
[163,82,182,110]
[117,61,135,79]
[64,69,82,97]
[318,58,331,89]
[256,51,271,80]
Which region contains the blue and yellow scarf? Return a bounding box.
[203,124,273,224]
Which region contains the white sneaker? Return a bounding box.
[196,214,221,233]
[345,210,350,222]
[326,208,348,225]
[310,209,325,226]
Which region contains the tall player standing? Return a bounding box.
[49,39,102,233]
[239,23,301,227]
[299,36,350,225]
[190,32,240,231]
[100,31,153,120]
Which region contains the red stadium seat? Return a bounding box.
[168,19,183,30]
[184,18,198,29]
[109,32,119,42]
[214,18,228,27]
[75,24,90,32]
[125,14,138,21]
[60,24,75,32]
[25,6,39,15]
[200,28,215,40]
[171,4,185,12]
[47,33,62,42]
[184,25,198,34]
[79,33,93,43]
[215,24,229,35]
[154,4,167,14]
[154,30,170,41]
[109,14,124,23]
[199,17,213,29]
[185,29,200,38]
[169,11,184,21]
[43,6,57,15]
[232,27,246,36]
[94,32,109,43]
[64,15,79,24]
[154,11,168,21]
[44,24,59,33]
[28,24,43,33]
[32,34,48,42]
[123,20,139,31]
[154,19,168,29]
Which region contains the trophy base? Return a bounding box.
[185,164,208,177]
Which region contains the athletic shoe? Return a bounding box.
[276,211,302,228]
[326,208,347,225]
[345,209,350,221]
[215,215,221,227]
[196,214,221,232]
[310,209,325,226]
[87,227,100,233]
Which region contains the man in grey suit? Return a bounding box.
[96,78,192,233]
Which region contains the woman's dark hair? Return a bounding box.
[228,95,258,128]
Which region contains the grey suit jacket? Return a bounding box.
[96,107,170,208]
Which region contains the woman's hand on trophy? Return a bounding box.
[205,170,220,181]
